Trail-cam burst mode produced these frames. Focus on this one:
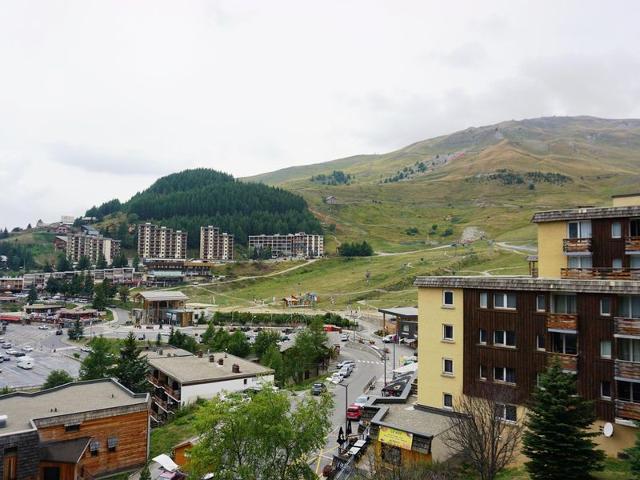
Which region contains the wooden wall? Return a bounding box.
[37,410,148,478]
[592,218,627,269]
[38,462,77,480]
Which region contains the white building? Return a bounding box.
[248,232,324,258]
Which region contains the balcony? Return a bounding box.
[626,236,640,254]
[164,385,181,401]
[615,360,640,380]
[615,400,640,422]
[563,238,592,254]
[548,353,578,372]
[547,313,578,332]
[615,317,640,337]
[561,267,640,280]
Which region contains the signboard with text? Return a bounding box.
[378,426,413,450]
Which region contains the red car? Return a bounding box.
[346,404,362,421]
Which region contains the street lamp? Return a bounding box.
[336,382,349,439]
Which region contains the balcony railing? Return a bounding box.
[164,385,181,401]
[616,400,640,421]
[563,238,592,254]
[626,236,640,254]
[547,313,578,331]
[615,360,640,380]
[149,376,162,387]
[615,317,640,337]
[548,352,578,372]
[561,267,640,280]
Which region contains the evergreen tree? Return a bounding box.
[96,253,108,269]
[523,361,605,479]
[45,276,59,295]
[83,276,94,298]
[79,337,116,380]
[114,332,150,393]
[27,285,38,305]
[56,253,71,272]
[261,345,285,386]
[227,331,250,357]
[43,261,53,273]
[156,332,162,346]
[118,285,130,304]
[68,319,84,340]
[77,255,91,270]
[112,252,128,268]
[133,254,140,269]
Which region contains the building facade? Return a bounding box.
[414,194,640,457]
[0,379,149,480]
[23,268,139,291]
[200,226,234,261]
[248,232,324,258]
[137,223,187,260]
[66,234,121,265]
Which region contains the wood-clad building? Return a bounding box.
[0,379,149,480]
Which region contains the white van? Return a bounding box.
[17,357,33,369]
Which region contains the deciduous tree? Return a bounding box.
[43,370,74,389]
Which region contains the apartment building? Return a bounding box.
[23,268,139,291]
[137,223,187,260]
[414,193,640,457]
[146,350,274,425]
[200,226,234,261]
[248,232,324,258]
[66,233,121,265]
[0,379,149,480]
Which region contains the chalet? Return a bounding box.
[324,195,338,205]
[132,291,190,326]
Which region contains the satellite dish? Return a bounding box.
[603,422,614,438]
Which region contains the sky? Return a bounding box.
[1,0,640,228]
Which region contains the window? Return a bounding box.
[442,358,454,375]
[612,222,622,239]
[494,293,516,310]
[619,296,640,319]
[480,292,488,308]
[495,404,517,422]
[494,367,516,384]
[632,256,640,269]
[90,441,100,457]
[381,444,402,466]
[550,332,578,355]
[65,424,80,432]
[618,338,640,362]
[536,295,546,312]
[402,324,410,332]
[600,340,612,359]
[479,365,487,380]
[243,378,248,385]
[107,437,118,453]
[601,381,612,400]
[632,219,640,237]
[552,295,577,314]
[568,220,592,239]
[443,291,454,307]
[443,324,454,341]
[618,380,640,404]
[536,335,545,351]
[494,330,516,347]
[568,256,592,269]
[479,329,487,345]
[600,298,612,316]
[613,258,623,271]
[443,393,453,409]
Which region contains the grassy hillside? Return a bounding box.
[246,116,640,253]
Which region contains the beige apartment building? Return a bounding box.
[248,232,324,258]
[200,226,234,261]
[66,233,120,265]
[137,223,188,260]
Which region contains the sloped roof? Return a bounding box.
[136,291,188,301]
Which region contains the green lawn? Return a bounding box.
[496,458,631,479]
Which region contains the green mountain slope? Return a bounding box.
[246,116,640,253]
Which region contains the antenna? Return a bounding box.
[603,422,614,437]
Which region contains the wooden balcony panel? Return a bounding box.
[165,385,181,401]
[548,353,578,372]
[547,313,578,331]
[625,236,640,253]
[615,318,640,337]
[615,360,640,380]
[616,400,640,421]
[563,238,592,254]
[561,267,637,280]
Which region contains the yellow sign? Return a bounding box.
[379,426,413,450]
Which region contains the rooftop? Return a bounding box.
[148,352,274,385]
[378,306,418,319]
[531,204,640,223]
[372,402,453,438]
[0,378,148,435]
[136,290,188,302]
[414,275,640,294]
[141,347,194,359]
[39,437,91,463]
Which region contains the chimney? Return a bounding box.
[218,358,224,366]
[232,364,240,374]
[209,354,215,363]
[197,351,203,358]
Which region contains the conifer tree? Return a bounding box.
[523,361,604,479]
[114,332,150,393]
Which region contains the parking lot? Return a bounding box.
[0,324,81,389]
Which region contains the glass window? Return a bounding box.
[536,295,546,312]
[90,441,100,457]
[600,340,612,359]
[443,358,454,375]
[612,222,622,239]
[479,329,487,344]
[443,291,454,306]
[568,256,592,269]
[632,219,640,237]
[495,404,517,422]
[568,221,592,238]
[618,338,640,362]
[601,381,611,400]
[552,295,577,314]
[480,365,487,380]
[632,257,640,269]
[494,330,504,345]
[568,222,579,239]
[443,393,453,409]
[600,298,612,316]
[551,332,578,355]
[443,324,454,341]
[107,437,118,452]
[619,296,640,319]
[494,367,516,384]
[494,293,516,309]
[617,381,640,404]
[613,258,623,271]
[536,335,545,351]
[494,330,516,347]
[480,292,488,308]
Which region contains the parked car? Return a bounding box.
[382,334,397,343]
[311,383,327,395]
[81,346,92,353]
[13,352,25,357]
[1,343,12,349]
[346,404,362,421]
[38,325,50,330]
[137,334,146,340]
[328,372,344,384]
[339,366,352,378]
[336,360,355,370]
[6,349,19,356]
[22,345,33,352]
[55,329,63,335]
[0,354,7,362]
[340,333,349,342]
[353,395,369,407]
[17,358,33,369]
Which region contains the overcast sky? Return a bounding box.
[1,0,640,228]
